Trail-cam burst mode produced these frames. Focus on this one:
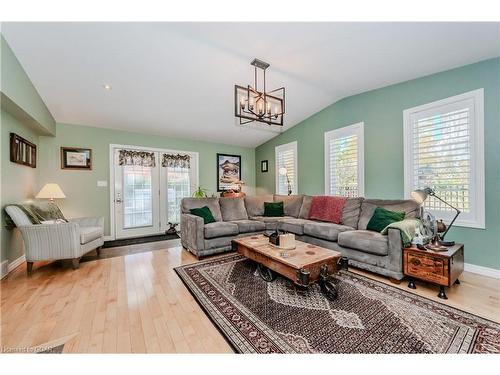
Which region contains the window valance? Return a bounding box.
[162,153,191,169]
[118,150,156,167]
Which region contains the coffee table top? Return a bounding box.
[233,234,341,270]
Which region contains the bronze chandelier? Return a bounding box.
[234,58,285,126]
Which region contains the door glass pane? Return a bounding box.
[167,166,190,224]
[123,165,153,228]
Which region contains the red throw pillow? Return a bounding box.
[308,196,348,224]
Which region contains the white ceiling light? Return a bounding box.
[102,84,112,90]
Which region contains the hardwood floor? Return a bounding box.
[1,240,499,353]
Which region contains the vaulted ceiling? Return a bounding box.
[2,22,499,147]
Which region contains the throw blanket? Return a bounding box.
[308,196,347,224]
[381,218,423,247]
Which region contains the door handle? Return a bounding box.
[115,198,122,203]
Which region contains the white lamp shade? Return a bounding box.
[278,167,288,176]
[36,183,66,199]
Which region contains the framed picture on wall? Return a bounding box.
[217,153,241,191]
[261,160,268,172]
[61,147,92,170]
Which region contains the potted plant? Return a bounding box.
[192,186,209,198]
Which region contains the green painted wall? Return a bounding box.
[255,58,500,270]
[1,109,40,263]
[37,123,256,236]
[1,35,56,136]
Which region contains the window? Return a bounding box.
[324,122,364,197]
[403,89,484,228]
[166,166,191,224]
[275,141,298,195]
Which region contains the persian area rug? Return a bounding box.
[175,254,500,354]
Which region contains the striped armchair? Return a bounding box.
[5,205,104,275]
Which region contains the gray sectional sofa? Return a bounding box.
[180,195,420,280]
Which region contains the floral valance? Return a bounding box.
[162,153,191,169]
[118,150,156,167]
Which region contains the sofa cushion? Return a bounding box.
[341,197,364,228]
[278,218,315,235]
[298,195,313,219]
[80,226,104,244]
[230,219,266,233]
[220,197,248,221]
[204,222,238,239]
[366,207,405,232]
[264,201,284,217]
[190,206,216,224]
[337,230,389,256]
[181,197,223,221]
[250,215,295,230]
[358,199,419,230]
[303,222,354,241]
[273,195,303,217]
[244,195,273,217]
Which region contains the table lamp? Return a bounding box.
[36,183,66,220]
[278,167,292,196]
[411,187,460,247]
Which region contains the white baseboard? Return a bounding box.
[104,235,114,241]
[464,262,500,279]
[8,254,26,273]
[1,260,8,279]
[1,254,26,279]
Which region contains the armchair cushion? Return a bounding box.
[80,226,104,244]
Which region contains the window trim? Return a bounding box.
[324,122,365,197]
[275,141,298,195]
[403,89,485,229]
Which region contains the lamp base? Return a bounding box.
[440,240,455,247]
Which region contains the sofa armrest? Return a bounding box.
[19,222,81,261]
[69,216,104,229]
[387,228,404,271]
[180,214,205,252]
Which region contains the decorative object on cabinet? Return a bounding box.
[61,147,92,170]
[10,133,36,168]
[411,187,460,247]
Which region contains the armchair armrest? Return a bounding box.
[68,216,104,229]
[18,222,81,261]
[180,213,205,253]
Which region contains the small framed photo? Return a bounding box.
[261,160,268,173]
[61,147,92,170]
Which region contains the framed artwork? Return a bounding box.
[10,133,37,168]
[261,160,268,172]
[217,153,241,191]
[61,147,92,170]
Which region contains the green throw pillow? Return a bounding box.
[190,206,216,224]
[264,201,284,217]
[366,207,405,232]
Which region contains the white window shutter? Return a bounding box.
[324,123,364,197]
[275,142,298,195]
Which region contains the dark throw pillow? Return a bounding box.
[264,201,284,217]
[190,206,216,224]
[366,207,405,232]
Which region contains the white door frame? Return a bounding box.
[109,144,199,241]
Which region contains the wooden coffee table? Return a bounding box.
[231,235,346,300]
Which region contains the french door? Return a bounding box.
[113,146,197,240]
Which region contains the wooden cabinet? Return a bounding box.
[403,244,464,300]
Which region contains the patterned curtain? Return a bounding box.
[118,150,156,167]
[162,153,190,169]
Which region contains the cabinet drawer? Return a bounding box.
[404,251,449,286]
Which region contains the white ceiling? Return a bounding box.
[2,22,499,147]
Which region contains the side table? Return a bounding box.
[403,243,464,300]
